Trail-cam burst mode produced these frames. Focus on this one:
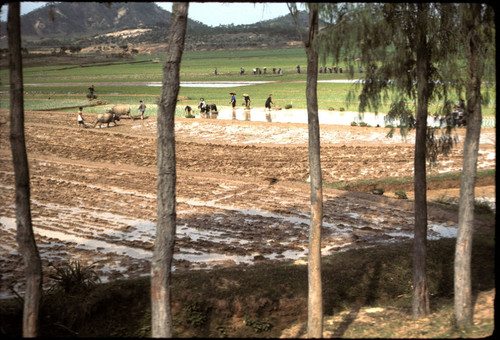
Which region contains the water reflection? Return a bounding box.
[215,107,400,127]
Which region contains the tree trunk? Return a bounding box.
[304,6,323,338]
[151,3,188,338]
[412,3,430,319]
[8,3,43,337]
[454,3,482,329]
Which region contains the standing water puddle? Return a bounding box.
[215,108,398,127]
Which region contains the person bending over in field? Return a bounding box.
[88,85,96,100]
[243,94,251,109]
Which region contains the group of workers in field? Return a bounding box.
[84,85,277,124]
[196,92,274,118]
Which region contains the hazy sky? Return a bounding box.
[1,2,296,27]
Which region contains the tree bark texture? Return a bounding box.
[454,3,483,329]
[151,3,188,338]
[304,6,323,338]
[412,3,431,319]
[8,3,43,337]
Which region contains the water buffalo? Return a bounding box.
[93,112,120,128]
[106,104,130,118]
[208,104,218,113]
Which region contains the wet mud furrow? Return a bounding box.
[0,109,495,299]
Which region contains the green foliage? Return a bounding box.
[394,190,408,199]
[48,260,101,294]
[183,302,208,328]
[426,126,459,167]
[244,315,273,333]
[324,168,494,193]
[216,326,228,338]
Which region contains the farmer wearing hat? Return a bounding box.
[243,93,251,109]
[229,92,237,118]
[229,92,236,108]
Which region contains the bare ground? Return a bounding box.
[0,109,495,333]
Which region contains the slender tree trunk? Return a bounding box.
[454,3,482,329]
[8,3,43,337]
[304,6,323,338]
[151,3,188,338]
[412,3,431,319]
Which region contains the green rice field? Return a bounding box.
[0,48,496,127]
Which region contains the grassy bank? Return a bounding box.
[0,222,495,338]
[324,168,496,192]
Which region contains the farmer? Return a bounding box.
[229,92,237,118]
[265,94,274,112]
[198,97,207,118]
[77,107,85,128]
[138,100,146,120]
[243,93,251,109]
[88,85,95,99]
[229,92,236,109]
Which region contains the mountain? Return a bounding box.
[7,2,206,39]
[0,2,311,52]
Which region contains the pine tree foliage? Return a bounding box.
[318,3,476,164]
[315,3,495,320]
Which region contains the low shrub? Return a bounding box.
[48,260,101,294]
[395,190,408,199]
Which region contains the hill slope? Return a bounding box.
[1,2,309,51]
[18,2,195,38]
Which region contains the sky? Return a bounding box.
[1,2,296,27]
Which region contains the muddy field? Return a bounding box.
[0,109,495,298]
